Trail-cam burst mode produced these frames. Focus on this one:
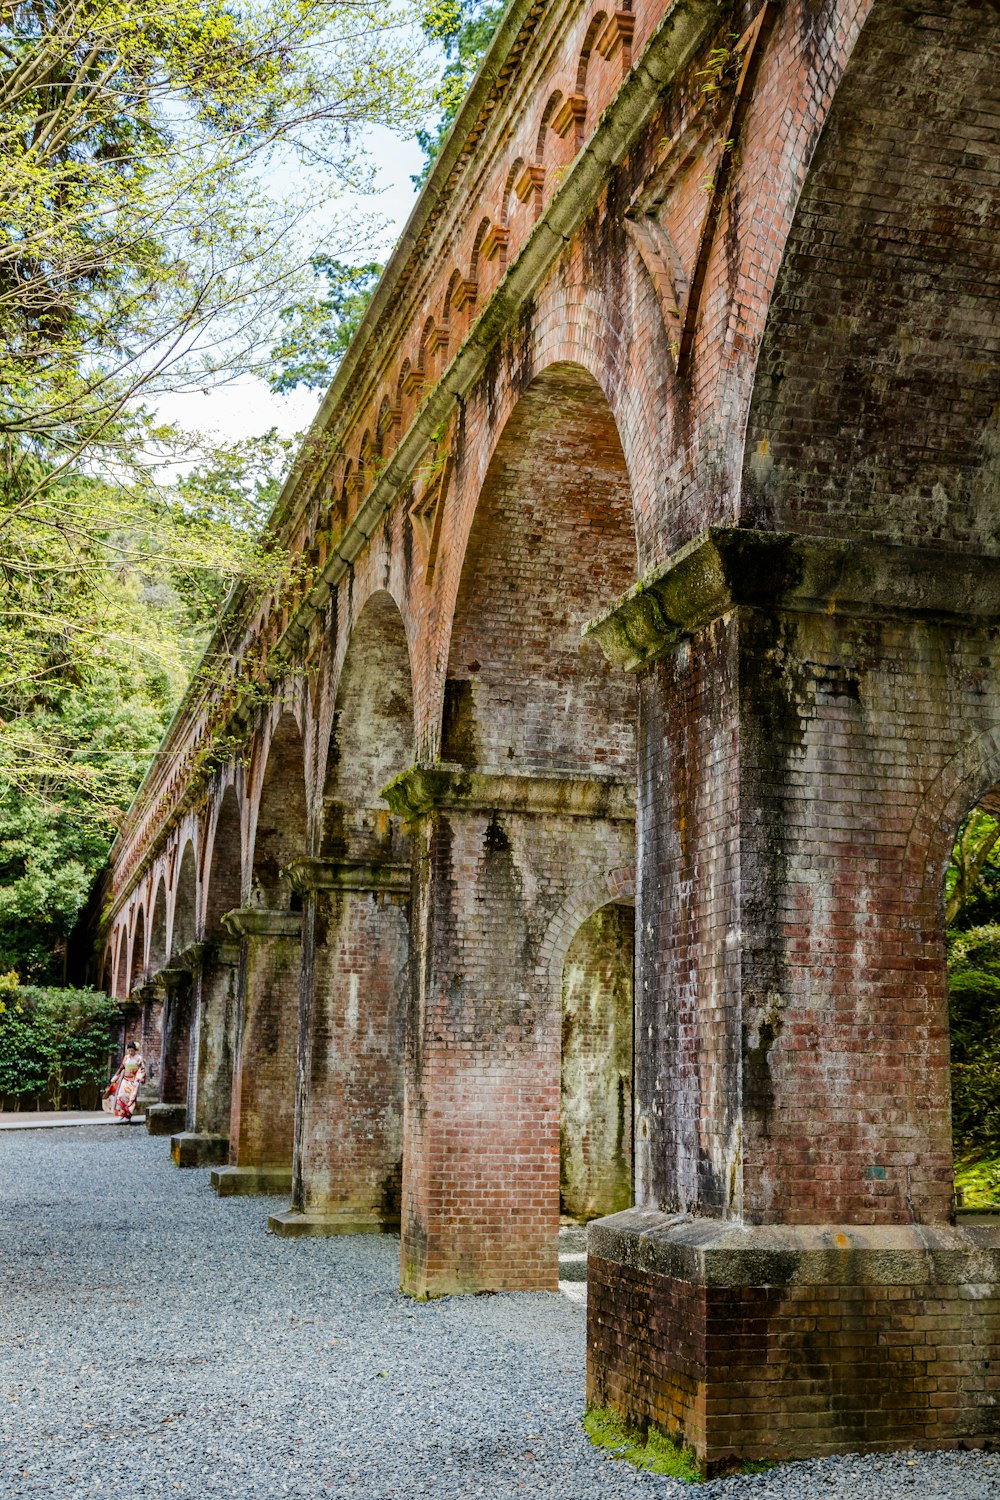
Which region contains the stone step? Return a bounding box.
[210,1165,292,1197]
[268,1209,400,1238]
[171,1131,229,1168]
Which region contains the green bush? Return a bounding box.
[947,925,1000,1152]
[0,981,120,1110]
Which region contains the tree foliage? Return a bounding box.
[266,258,383,393]
[947,924,1000,1150]
[415,0,504,180]
[0,976,120,1108]
[0,0,434,976]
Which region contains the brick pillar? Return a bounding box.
[170,940,239,1167]
[585,530,1000,1469]
[145,966,193,1136]
[209,908,302,1196]
[385,765,634,1297]
[135,981,163,1098]
[268,858,410,1237]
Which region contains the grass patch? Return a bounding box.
[582,1406,701,1481]
[955,1147,1000,1208]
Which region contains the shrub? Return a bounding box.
[0,983,120,1110]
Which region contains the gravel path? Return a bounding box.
[1,1130,998,1500]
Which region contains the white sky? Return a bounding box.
[155,124,427,445]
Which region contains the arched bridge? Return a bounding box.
[98,0,1000,1469]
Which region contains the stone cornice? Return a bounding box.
[381,765,634,822]
[221,908,302,940]
[585,529,1000,671]
[589,1209,1000,1287]
[284,858,411,895]
[177,942,209,972]
[159,965,193,993]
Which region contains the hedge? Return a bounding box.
[0,975,120,1110]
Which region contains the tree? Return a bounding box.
[266,258,383,393]
[0,0,435,974]
[1,0,432,489]
[415,0,504,181]
[946,809,1000,929]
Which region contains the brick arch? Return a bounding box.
[148,876,168,974]
[129,904,146,991]
[466,292,655,556]
[203,781,245,934]
[338,459,353,528]
[902,726,1000,930]
[115,933,129,1000]
[468,217,491,288]
[501,158,523,226]
[249,709,308,909]
[576,11,607,94]
[171,839,198,957]
[440,359,638,776]
[375,396,393,459]
[540,866,636,990]
[535,89,562,163]
[320,590,414,861]
[740,0,1000,546]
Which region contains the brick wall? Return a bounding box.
[229,928,301,1169]
[588,1215,1000,1468]
[299,889,408,1222]
[403,805,634,1296]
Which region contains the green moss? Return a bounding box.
[582,1407,701,1481]
[955,1147,1000,1208]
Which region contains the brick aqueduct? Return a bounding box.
[95,0,1000,1467]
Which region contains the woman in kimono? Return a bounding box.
[106,1041,146,1122]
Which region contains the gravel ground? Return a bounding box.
[1,1129,998,1500]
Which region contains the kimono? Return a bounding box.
[107,1051,147,1121]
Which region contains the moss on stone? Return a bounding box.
[955,1148,1000,1208]
[582,1406,701,1481]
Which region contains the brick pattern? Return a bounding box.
[404,808,634,1296]
[191,949,239,1136]
[300,890,408,1220]
[229,932,300,1169]
[743,0,1000,551]
[588,1254,1000,1468]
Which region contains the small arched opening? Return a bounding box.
[560,901,634,1224]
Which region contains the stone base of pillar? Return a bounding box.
[145,1103,187,1136]
[268,1209,400,1238]
[170,1131,229,1168]
[210,1165,293,1196]
[586,1210,1000,1473]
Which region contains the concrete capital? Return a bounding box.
[177,941,209,972]
[586,528,1000,671]
[589,1208,1000,1288]
[158,965,193,995]
[284,857,411,896]
[221,907,302,940]
[381,764,634,822]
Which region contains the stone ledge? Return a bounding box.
[171,1131,229,1168]
[145,1103,187,1137]
[284,858,411,896]
[210,1165,293,1197]
[221,908,302,940]
[268,1209,401,1238]
[589,1208,1000,1288]
[585,529,1000,671]
[382,765,634,822]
